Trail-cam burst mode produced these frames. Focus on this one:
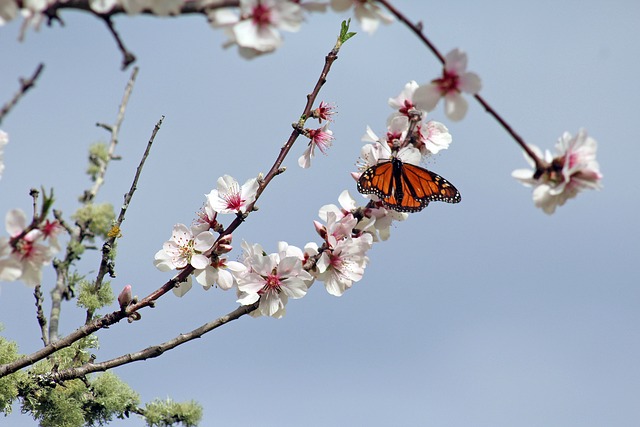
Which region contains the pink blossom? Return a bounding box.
[414,48,482,121]
[206,175,258,214]
[512,129,602,214]
[298,123,334,168]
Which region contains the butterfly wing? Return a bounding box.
[357,159,461,213]
[401,162,461,204]
[357,161,394,199]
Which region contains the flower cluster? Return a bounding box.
[0,209,63,287]
[154,175,258,296]
[355,79,454,191]
[230,241,314,318]
[512,129,603,214]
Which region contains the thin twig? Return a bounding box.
[45,302,259,383]
[42,0,238,69]
[49,69,140,342]
[378,0,544,170]
[97,14,136,70]
[0,63,45,126]
[86,116,164,323]
[83,67,139,204]
[33,285,49,346]
[217,31,346,240]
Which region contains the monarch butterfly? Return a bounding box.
[357,156,461,213]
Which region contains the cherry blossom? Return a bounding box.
[210,0,304,58]
[153,223,215,271]
[205,174,258,214]
[512,129,602,214]
[315,232,372,296]
[330,0,393,34]
[192,203,219,234]
[0,209,55,286]
[311,101,336,123]
[232,242,312,318]
[193,256,235,290]
[298,123,334,168]
[413,48,482,121]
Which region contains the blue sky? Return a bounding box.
[1,1,639,426]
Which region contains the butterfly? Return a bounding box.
[357,156,461,213]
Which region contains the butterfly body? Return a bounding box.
[357,156,461,213]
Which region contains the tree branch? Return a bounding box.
[86,115,163,323]
[84,67,139,204]
[33,284,49,346]
[218,27,347,240]
[0,63,45,125]
[44,302,259,383]
[378,0,544,170]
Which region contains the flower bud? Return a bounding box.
[118,284,133,309]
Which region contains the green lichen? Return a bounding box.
[143,398,203,427]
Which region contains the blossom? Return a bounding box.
[0,130,7,180]
[153,223,215,271]
[298,123,334,168]
[311,101,336,123]
[232,242,313,318]
[0,209,55,286]
[413,48,482,121]
[0,238,21,282]
[512,129,602,214]
[387,80,422,123]
[416,120,452,155]
[315,233,372,296]
[318,189,357,223]
[209,0,304,58]
[330,0,393,34]
[205,175,258,214]
[193,256,235,290]
[318,190,406,242]
[192,203,218,234]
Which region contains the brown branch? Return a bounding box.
[84,66,139,204]
[0,63,45,126]
[45,302,259,383]
[33,284,49,346]
[44,0,240,69]
[378,0,545,171]
[218,31,346,240]
[86,115,163,323]
[97,14,136,70]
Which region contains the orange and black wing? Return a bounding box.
[400,162,461,205]
[357,159,461,213]
[357,162,395,199]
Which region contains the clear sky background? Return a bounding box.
[1,1,639,426]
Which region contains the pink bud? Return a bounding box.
[313,220,327,239]
[217,244,233,254]
[118,285,133,309]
